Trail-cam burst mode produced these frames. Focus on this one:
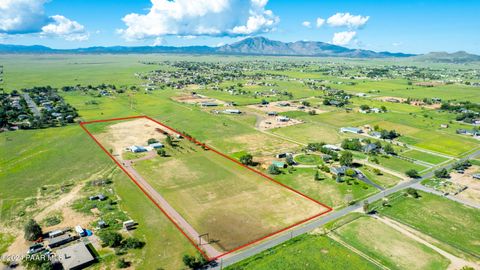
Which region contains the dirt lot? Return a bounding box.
[97,118,168,157]
[257,115,303,130]
[247,101,324,114]
[171,93,228,106]
[451,166,480,204]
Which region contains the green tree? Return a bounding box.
[166,135,174,146]
[405,169,420,178]
[239,154,253,166]
[339,151,353,167]
[99,231,123,247]
[268,164,281,175]
[360,104,370,111]
[383,144,396,155]
[24,219,42,241]
[147,138,158,144]
[122,237,145,249]
[157,149,167,157]
[434,168,450,178]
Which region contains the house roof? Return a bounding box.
[57,242,94,270]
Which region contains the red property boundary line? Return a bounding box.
[80,115,333,261]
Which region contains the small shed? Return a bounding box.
[272,161,286,168]
[123,220,136,231]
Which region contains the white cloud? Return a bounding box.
[302,21,311,28]
[119,0,279,40]
[392,42,403,47]
[0,0,87,40]
[316,17,325,28]
[41,15,88,41]
[0,0,49,34]
[327,12,369,28]
[152,37,164,46]
[332,31,356,46]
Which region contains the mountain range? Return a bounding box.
[1,37,479,62]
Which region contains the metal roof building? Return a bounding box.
[56,242,95,270]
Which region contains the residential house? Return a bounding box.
[340,127,363,134]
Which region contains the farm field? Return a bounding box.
[377,190,480,259]
[335,216,450,270]
[225,234,380,270]
[86,118,330,252]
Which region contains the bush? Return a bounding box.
[268,164,281,175]
[406,188,420,198]
[182,254,207,270]
[117,258,130,268]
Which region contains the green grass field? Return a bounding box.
[359,165,402,188]
[376,156,428,174]
[378,191,480,258]
[273,168,378,208]
[335,216,450,270]
[400,150,449,164]
[225,234,380,270]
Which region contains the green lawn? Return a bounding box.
[359,165,402,188]
[400,150,449,164]
[294,154,323,165]
[336,216,450,270]
[226,234,380,270]
[378,190,480,258]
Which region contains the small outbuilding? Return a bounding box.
[123,220,136,231]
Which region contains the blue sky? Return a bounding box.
[1,0,479,54]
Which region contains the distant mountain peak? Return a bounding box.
[1,36,416,58]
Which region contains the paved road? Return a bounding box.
[210,149,480,269]
[122,159,222,258]
[22,93,41,117]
